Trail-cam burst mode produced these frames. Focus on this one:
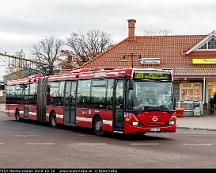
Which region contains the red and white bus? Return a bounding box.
[6,68,176,136]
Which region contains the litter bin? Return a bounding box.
[176,108,184,117]
[193,101,201,117]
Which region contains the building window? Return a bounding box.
[199,38,216,50]
[180,82,202,101]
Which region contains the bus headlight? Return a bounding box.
[169,120,175,125]
[132,122,139,126]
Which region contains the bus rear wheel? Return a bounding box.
[15,109,20,121]
[93,117,104,136]
[50,112,57,128]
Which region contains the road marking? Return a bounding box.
[130,143,159,146]
[26,143,55,145]
[0,143,4,145]
[183,144,212,146]
[78,143,108,146]
[16,135,39,137]
[79,135,86,137]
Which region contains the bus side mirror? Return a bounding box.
[129,80,133,90]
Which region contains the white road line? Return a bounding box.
[130,143,159,146]
[0,143,4,145]
[26,143,55,145]
[183,144,212,146]
[16,135,39,137]
[79,135,86,137]
[78,143,108,146]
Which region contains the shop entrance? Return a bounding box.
[207,82,216,114]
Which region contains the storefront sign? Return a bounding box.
[140,58,160,64]
[192,59,216,64]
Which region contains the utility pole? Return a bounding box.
[0,52,48,80]
[0,52,47,67]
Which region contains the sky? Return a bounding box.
[0,0,216,80]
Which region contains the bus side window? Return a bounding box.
[106,79,114,109]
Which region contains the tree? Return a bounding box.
[31,37,64,75]
[66,30,113,62]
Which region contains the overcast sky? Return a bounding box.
[0,0,216,79]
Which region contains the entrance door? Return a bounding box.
[64,81,76,126]
[113,79,124,131]
[37,77,48,122]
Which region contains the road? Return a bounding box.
[0,111,216,169]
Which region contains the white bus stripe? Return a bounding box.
[56,114,63,119]
[76,117,92,122]
[103,120,112,126]
[29,112,37,116]
[6,110,15,113]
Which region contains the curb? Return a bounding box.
[177,126,216,131]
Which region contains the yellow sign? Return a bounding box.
[192,59,216,64]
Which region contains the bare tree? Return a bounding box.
[66,30,113,62]
[31,37,64,75]
[143,29,172,36]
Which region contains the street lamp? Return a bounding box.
[121,53,141,68]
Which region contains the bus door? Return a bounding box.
[113,79,124,132]
[37,77,48,122]
[64,81,76,126]
[23,84,30,119]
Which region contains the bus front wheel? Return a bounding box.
[50,112,57,128]
[93,116,104,136]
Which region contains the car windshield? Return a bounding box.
[126,81,174,112]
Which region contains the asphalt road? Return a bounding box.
[0,111,216,169]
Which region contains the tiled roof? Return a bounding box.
[82,35,216,76]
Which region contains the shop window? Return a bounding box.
[208,82,216,99]
[180,82,202,101]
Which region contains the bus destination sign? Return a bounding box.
[133,71,171,81]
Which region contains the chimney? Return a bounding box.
[128,19,136,38]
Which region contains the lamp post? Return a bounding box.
[121,53,141,68]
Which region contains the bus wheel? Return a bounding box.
[15,109,20,121]
[50,112,57,128]
[93,117,104,136]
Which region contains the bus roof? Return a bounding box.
[7,68,172,85]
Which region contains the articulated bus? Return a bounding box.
[6,68,176,136]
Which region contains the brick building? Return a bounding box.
[83,19,216,116]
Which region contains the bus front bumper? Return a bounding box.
[124,122,176,134]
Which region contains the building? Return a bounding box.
[83,19,216,116]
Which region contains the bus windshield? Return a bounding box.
[126,81,174,113]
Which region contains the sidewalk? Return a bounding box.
[176,115,216,131]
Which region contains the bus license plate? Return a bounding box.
[150,128,160,132]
